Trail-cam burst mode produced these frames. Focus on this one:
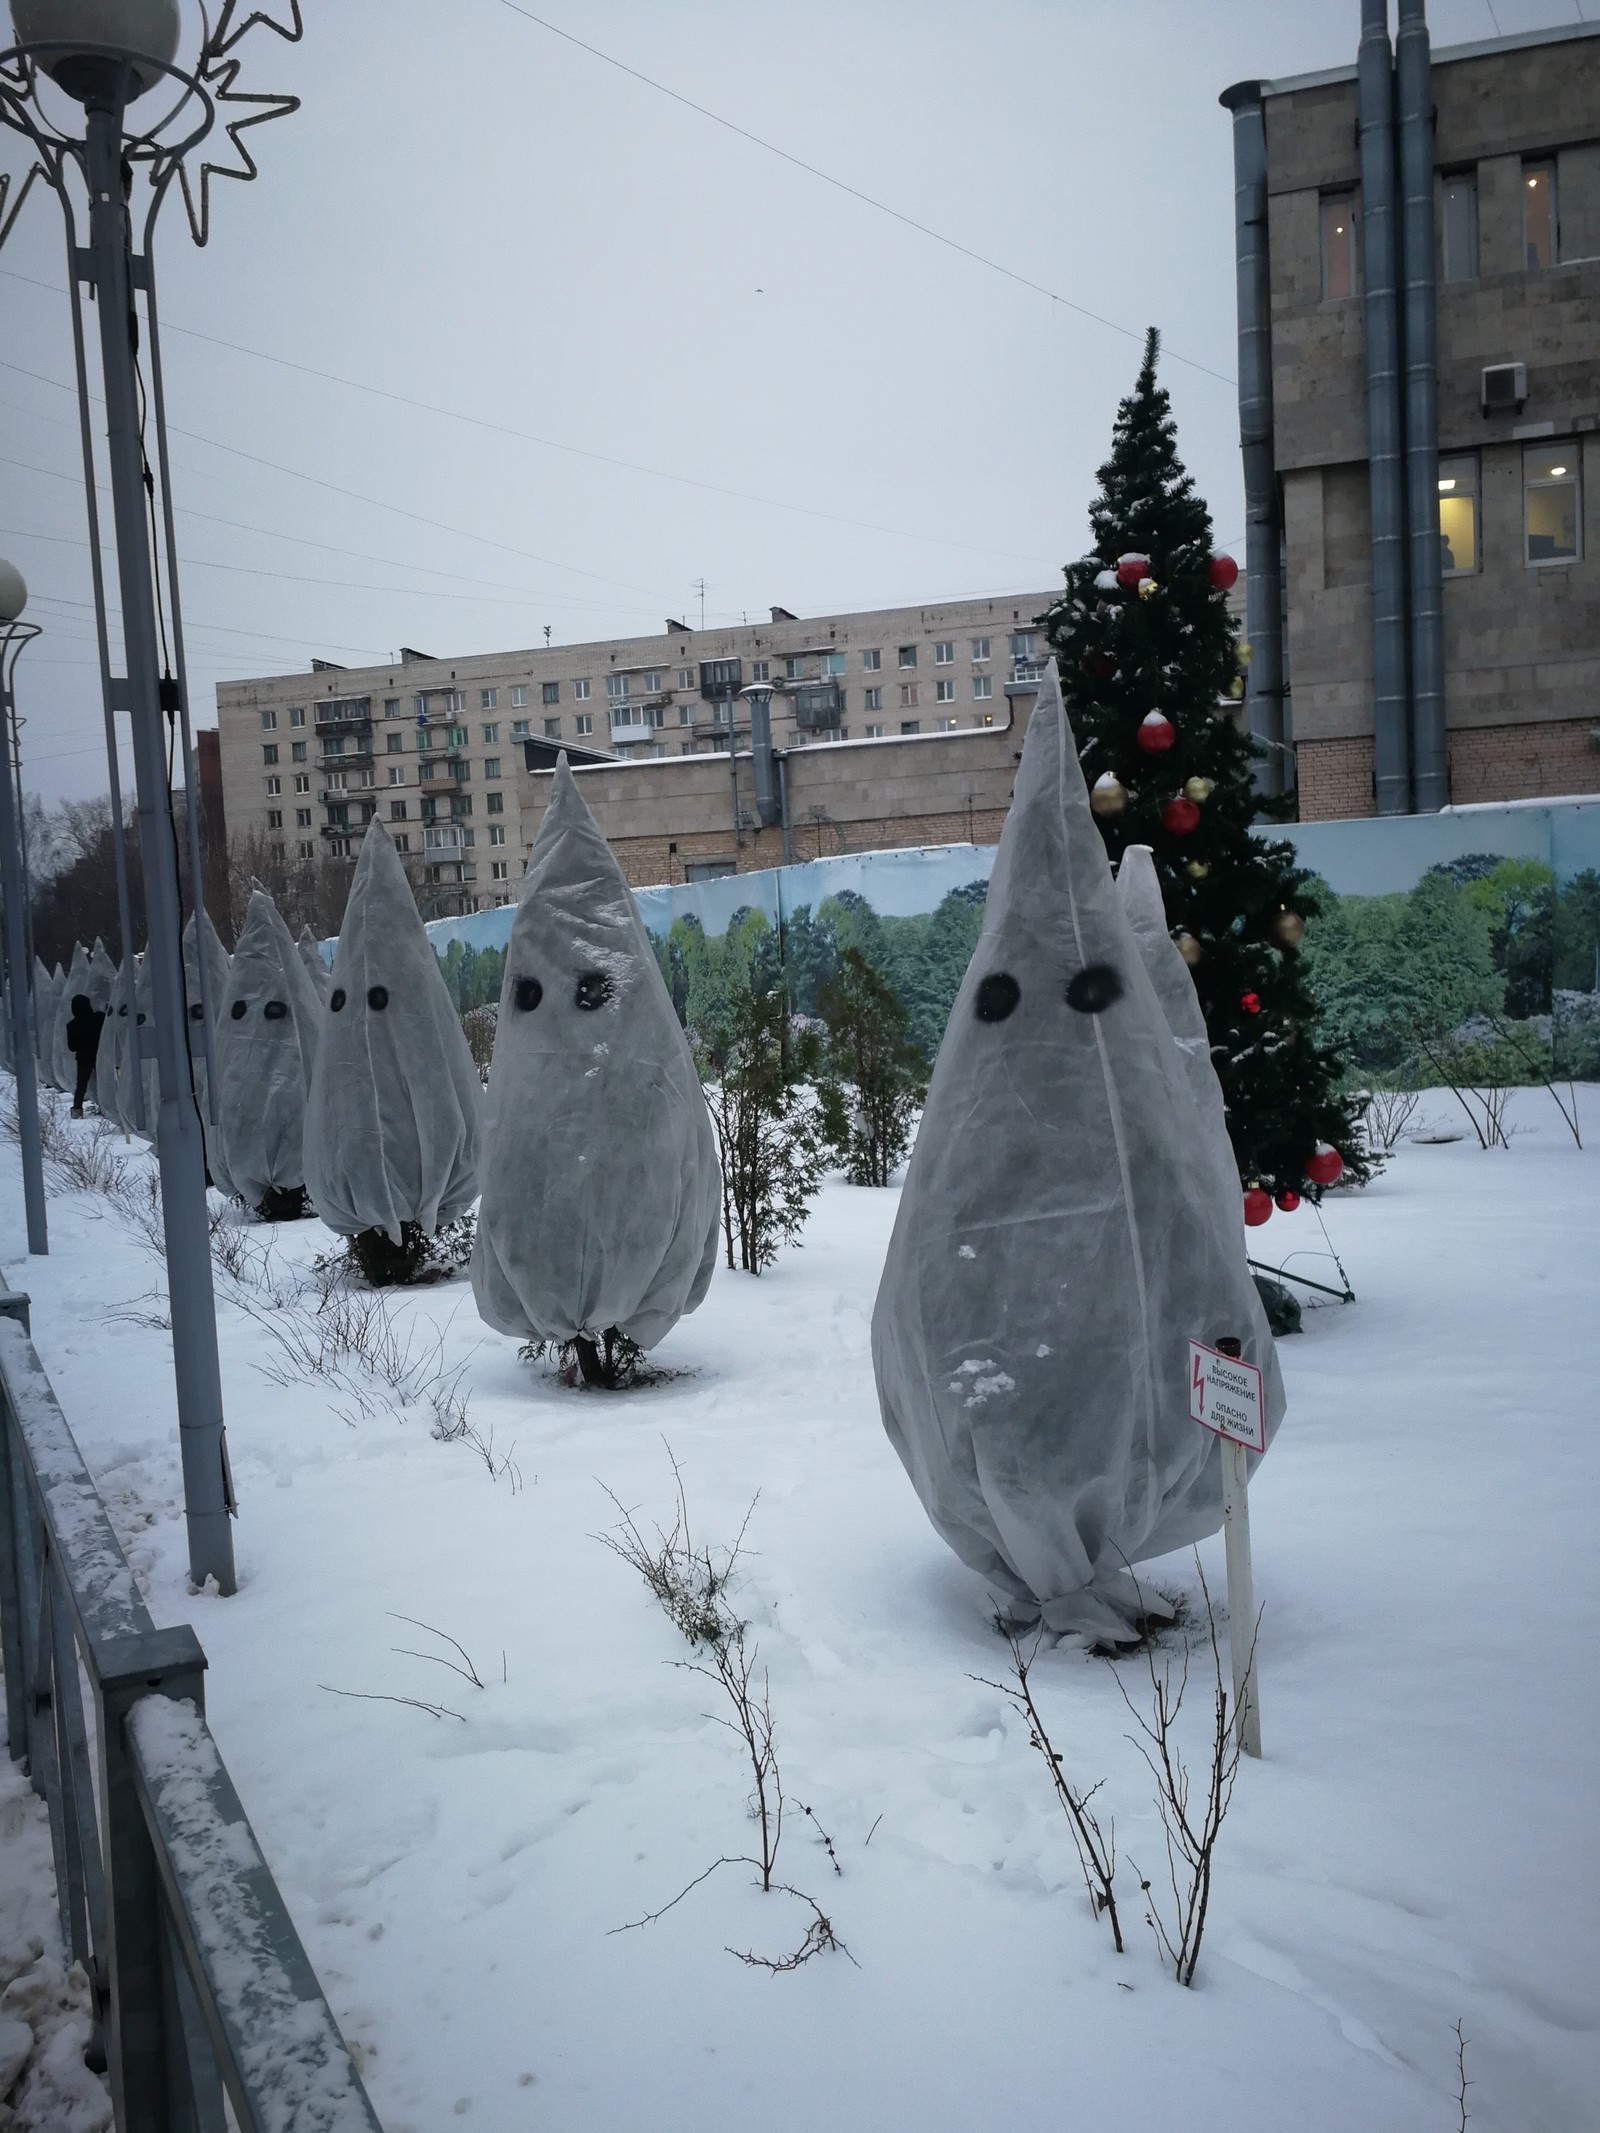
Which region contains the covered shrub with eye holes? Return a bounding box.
[471,756,721,1359]
[870,667,1283,1644]
[302,820,482,1245]
[211,886,324,1217]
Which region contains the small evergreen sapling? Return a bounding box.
[816,947,928,1186]
[691,986,826,1274]
[1041,328,1365,1201]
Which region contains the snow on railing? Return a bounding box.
[0,1291,382,2133]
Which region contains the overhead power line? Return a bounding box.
[494,0,1236,389]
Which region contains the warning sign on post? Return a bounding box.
[1188,1340,1266,1455]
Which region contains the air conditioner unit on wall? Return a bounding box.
[1482,362,1527,414]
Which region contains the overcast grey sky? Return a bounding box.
[0,0,1585,802]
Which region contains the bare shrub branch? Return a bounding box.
[318,1684,465,1723]
[387,1612,485,1689]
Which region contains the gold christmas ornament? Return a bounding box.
[1227,677,1245,699]
[1090,772,1129,817]
[1184,859,1210,879]
[1137,576,1158,600]
[1176,932,1203,967]
[1271,908,1307,947]
[1183,776,1214,803]
[1236,642,1253,667]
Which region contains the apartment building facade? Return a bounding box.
[214,591,1058,909]
[1222,13,1600,822]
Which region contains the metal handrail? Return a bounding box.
[0,1297,381,2132]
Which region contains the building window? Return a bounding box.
[480,688,497,710]
[390,800,407,821]
[486,791,504,815]
[510,685,528,708]
[383,697,400,718]
[606,674,630,702]
[482,723,498,744]
[453,759,471,781]
[325,736,345,759]
[676,667,695,689]
[1525,444,1580,564]
[973,673,994,700]
[448,724,468,749]
[897,645,918,669]
[1321,191,1356,300]
[260,709,277,730]
[864,722,885,739]
[295,808,312,828]
[900,719,921,735]
[1442,173,1478,283]
[326,771,348,792]
[511,719,530,739]
[394,834,409,853]
[970,636,991,662]
[293,773,310,793]
[288,741,305,764]
[1009,630,1036,661]
[541,681,559,706]
[484,758,502,780]
[864,685,883,712]
[575,711,593,735]
[784,656,804,681]
[298,840,315,859]
[388,765,405,785]
[290,706,306,728]
[935,678,955,704]
[862,648,881,671]
[265,774,281,795]
[489,824,506,846]
[383,731,401,754]
[544,717,561,739]
[934,640,954,665]
[899,683,919,709]
[938,716,958,732]
[490,861,509,882]
[1437,454,1478,575]
[574,679,591,701]
[643,670,662,692]
[1525,160,1557,269]
[677,703,694,725]
[266,808,283,829]
[262,743,279,765]
[824,652,845,677]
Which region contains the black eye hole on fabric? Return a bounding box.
[513,975,543,1013]
[574,971,612,1012]
[366,985,389,1012]
[329,988,346,1012]
[1065,963,1124,1015]
[974,971,1020,1023]
[117,1005,127,1017]
[263,1000,288,1022]
[229,1001,247,1021]
[136,1012,146,1025]
[188,1002,204,1021]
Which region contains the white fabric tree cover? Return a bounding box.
[870,671,1285,1643]
[50,943,90,1091]
[212,889,322,1208]
[297,924,330,1002]
[471,757,721,1350]
[303,822,483,1241]
[36,963,63,1088]
[184,909,232,1166]
[96,961,128,1124]
[86,938,117,1013]
[115,955,157,1141]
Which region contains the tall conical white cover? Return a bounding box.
[297,924,330,1002]
[303,822,482,1241]
[37,963,64,1088]
[870,669,1284,1642]
[51,943,91,1091]
[471,757,721,1350]
[96,959,128,1124]
[212,889,322,1208]
[86,938,117,1012]
[183,908,232,1165]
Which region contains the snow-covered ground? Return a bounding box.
[1,1088,1596,2132]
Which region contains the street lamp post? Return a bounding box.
[0,559,47,1255]
[1,0,303,1593]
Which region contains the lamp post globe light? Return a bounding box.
[0,0,303,1594]
[0,559,47,1256]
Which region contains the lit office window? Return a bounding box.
[1321,192,1356,299]
[1524,444,1580,564]
[1437,454,1478,575]
[1525,162,1557,268]
[1442,174,1478,283]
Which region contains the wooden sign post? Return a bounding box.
[1188,1337,1264,1758]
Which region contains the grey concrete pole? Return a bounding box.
[0,624,47,1255]
[82,89,235,1594]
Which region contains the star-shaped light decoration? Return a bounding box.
[174,0,304,246]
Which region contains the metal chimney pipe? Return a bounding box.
[1219,80,1287,797]
[1359,0,1411,815]
[1398,0,1447,812]
[741,684,782,828]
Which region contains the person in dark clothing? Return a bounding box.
[66,993,105,1118]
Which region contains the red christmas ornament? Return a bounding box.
[1161,796,1201,835]
[1208,553,1240,592]
[1242,1188,1274,1228]
[1239,991,1262,1015]
[1305,1143,1344,1188]
[1274,1189,1302,1214]
[1115,552,1151,588]
[1137,711,1176,754]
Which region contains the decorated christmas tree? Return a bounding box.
[1041,329,1366,1215]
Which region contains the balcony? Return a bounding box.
[608,703,666,740]
[793,681,845,732]
[317,740,374,768]
[314,697,373,736]
[317,784,374,807]
[699,658,742,701]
